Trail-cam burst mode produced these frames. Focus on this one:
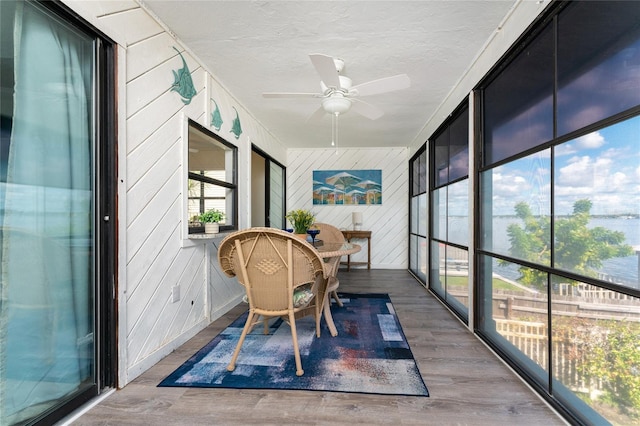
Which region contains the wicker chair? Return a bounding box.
[312,222,345,307]
[218,227,326,376]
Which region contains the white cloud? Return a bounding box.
[558,156,596,186]
[555,131,605,157]
[575,131,605,149]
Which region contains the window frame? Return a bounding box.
[475,2,640,424]
[182,117,238,241]
[428,102,471,323]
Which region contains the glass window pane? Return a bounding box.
[484,23,554,165]
[433,131,448,186]
[409,234,417,273]
[431,187,446,240]
[412,156,419,195]
[412,151,427,196]
[480,150,551,265]
[410,234,427,282]
[448,108,469,182]
[1,1,96,423]
[444,245,469,318]
[411,196,418,234]
[557,1,640,136]
[419,150,427,194]
[478,255,549,386]
[187,121,237,233]
[189,127,234,184]
[554,117,640,288]
[418,193,427,237]
[430,241,445,298]
[551,275,640,424]
[447,179,469,246]
[418,236,427,283]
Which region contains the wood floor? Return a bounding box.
[70,270,566,425]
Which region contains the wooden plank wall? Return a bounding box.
[63,0,287,386]
[287,147,409,269]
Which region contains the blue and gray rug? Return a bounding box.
[158,293,429,397]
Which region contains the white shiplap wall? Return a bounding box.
[287,147,409,269]
[63,0,287,386]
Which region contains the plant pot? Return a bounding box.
[294,233,308,241]
[205,223,219,234]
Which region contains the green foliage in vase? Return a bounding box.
[286,209,315,234]
[199,209,224,223]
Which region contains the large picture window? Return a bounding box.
[430,104,469,321]
[409,147,427,282]
[478,2,640,424]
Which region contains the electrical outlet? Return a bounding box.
[171,285,180,303]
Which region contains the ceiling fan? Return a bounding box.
[263,54,410,146]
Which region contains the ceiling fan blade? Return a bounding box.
[309,54,341,89]
[307,105,328,123]
[262,92,320,98]
[351,99,384,120]
[350,74,410,97]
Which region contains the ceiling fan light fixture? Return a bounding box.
[322,95,351,115]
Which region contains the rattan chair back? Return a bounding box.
[218,227,326,375]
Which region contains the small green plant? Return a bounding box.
[199,208,224,223]
[286,209,315,234]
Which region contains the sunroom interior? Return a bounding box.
[1,1,639,425]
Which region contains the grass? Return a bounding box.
[444,275,523,292]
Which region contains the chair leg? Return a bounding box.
[331,290,343,307]
[315,310,321,338]
[327,277,343,307]
[227,311,255,372]
[288,311,304,376]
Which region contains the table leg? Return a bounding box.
[345,237,352,271]
[323,276,340,337]
[323,297,338,337]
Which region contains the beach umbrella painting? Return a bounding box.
[313,186,334,204]
[312,170,382,205]
[328,187,346,204]
[346,188,367,204]
[325,172,362,190]
[325,172,361,204]
[356,180,382,204]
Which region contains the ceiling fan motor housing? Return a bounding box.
[322,94,352,114]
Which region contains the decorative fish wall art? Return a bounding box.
[211,99,223,131]
[230,107,242,139]
[170,46,196,105]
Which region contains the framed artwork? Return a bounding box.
[313,170,382,205]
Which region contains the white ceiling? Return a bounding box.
[143,0,518,149]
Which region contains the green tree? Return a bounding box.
[504,199,633,289]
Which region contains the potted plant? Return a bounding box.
[286,209,315,238]
[199,208,224,234]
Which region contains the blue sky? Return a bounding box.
[489,115,640,216]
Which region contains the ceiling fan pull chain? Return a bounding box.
[333,112,340,154]
[336,113,339,151]
[331,112,336,146]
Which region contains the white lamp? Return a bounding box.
[352,212,363,231]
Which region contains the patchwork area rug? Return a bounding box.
[158,293,429,397]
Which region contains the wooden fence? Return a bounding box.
[495,318,601,394]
